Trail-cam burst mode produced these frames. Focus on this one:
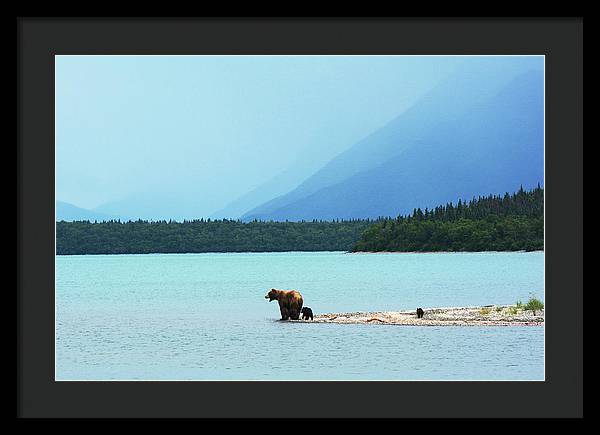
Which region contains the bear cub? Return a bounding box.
[301,307,314,321]
[416,308,424,319]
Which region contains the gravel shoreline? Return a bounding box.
[296,305,544,326]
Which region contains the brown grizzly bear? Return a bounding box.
[265,288,303,320]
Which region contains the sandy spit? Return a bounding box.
[294,305,544,326]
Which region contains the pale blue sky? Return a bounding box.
[55,55,541,219]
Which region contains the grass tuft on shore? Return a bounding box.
[524,296,544,315]
[508,306,519,315]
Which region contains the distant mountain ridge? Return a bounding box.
[209,166,316,219]
[242,66,544,221]
[56,201,121,222]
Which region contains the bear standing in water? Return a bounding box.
[265,288,303,320]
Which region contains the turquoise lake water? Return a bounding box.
[55,251,544,380]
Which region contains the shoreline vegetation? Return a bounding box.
[56,219,373,255]
[296,304,544,327]
[56,186,543,255]
[351,186,543,253]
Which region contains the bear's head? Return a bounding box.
[265,288,279,302]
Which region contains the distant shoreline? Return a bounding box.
[295,305,544,327]
[55,250,347,256]
[55,249,544,256]
[55,249,544,257]
[348,250,544,254]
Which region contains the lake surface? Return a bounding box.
[56,251,544,380]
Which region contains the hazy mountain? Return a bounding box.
[210,166,318,220]
[92,191,199,222]
[56,201,121,222]
[241,60,539,220]
[242,67,543,221]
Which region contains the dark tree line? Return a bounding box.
[56,186,543,255]
[351,185,544,253]
[56,218,376,255]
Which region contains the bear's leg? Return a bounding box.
[289,309,300,320]
[280,307,289,320]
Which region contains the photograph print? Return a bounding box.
[55,55,545,381]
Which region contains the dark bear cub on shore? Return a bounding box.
[416,308,424,319]
[301,307,313,321]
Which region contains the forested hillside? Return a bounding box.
[352,186,543,252]
[57,187,543,255]
[56,218,375,255]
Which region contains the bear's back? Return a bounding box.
[284,290,302,302]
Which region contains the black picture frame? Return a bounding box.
[17,17,583,418]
